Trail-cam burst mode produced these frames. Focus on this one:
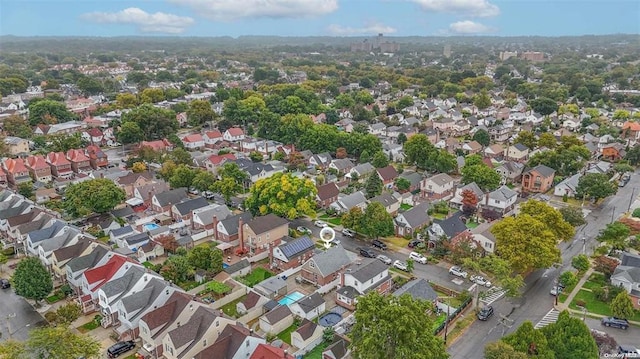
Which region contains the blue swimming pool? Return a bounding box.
[143,223,160,231]
[223,263,229,269]
[278,291,305,306]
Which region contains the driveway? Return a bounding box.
[0,287,48,341]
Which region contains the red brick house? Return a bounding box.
[66,149,92,174]
[300,245,352,287]
[86,145,108,169]
[2,158,31,185]
[25,155,52,182]
[376,165,399,189]
[46,152,73,178]
[213,212,253,244]
[336,259,392,310]
[621,121,640,141]
[521,165,556,193]
[316,182,339,209]
[270,236,315,271]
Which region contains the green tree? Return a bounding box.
[249,151,263,162]
[55,302,82,325]
[461,164,501,191]
[115,93,138,109]
[364,172,383,199]
[350,292,448,359]
[484,341,527,359]
[597,222,631,250]
[169,165,197,189]
[245,172,317,219]
[530,97,559,116]
[613,162,634,174]
[541,311,598,358]
[2,115,33,138]
[403,134,435,170]
[519,200,575,242]
[610,291,635,320]
[210,248,224,275]
[161,255,193,283]
[473,91,491,110]
[76,76,104,95]
[47,133,85,153]
[17,181,33,199]
[191,170,216,192]
[117,121,144,144]
[502,321,552,358]
[397,133,408,145]
[559,271,578,288]
[559,206,586,227]
[187,99,216,126]
[612,109,630,120]
[514,130,537,150]
[395,177,411,192]
[166,147,194,166]
[405,259,414,273]
[361,202,394,239]
[187,246,213,270]
[571,254,590,272]
[537,132,558,149]
[64,178,126,217]
[575,173,617,202]
[28,99,76,126]
[212,162,248,202]
[140,88,166,104]
[341,207,364,233]
[0,326,101,359]
[121,103,178,141]
[472,129,490,147]
[624,145,640,166]
[372,151,389,168]
[12,257,53,304]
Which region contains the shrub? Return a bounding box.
[1,247,15,256]
[60,284,73,297]
[576,299,586,307]
[44,311,59,324]
[559,271,578,288]
[633,208,640,218]
[571,254,590,272]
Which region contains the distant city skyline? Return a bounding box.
[1,0,638,38]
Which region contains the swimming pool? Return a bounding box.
[143,223,160,231]
[278,291,305,306]
[318,312,343,327]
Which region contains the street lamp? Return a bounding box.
[582,237,586,255]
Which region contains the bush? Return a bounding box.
[44,311,59,324]
[576,299,586,307]
[559,271,578,288]
[572,254,590,272]
[60,284,73,297]
[1,247,15,256]
[633,208,640,218]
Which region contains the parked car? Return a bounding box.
[393,260,409,271]
[203,191,216,200]
[188,187,199,195]
[342,228,356,237]
[409,251,427,264]
[408,239,423,248]
[371,239,388,250]
[449,266,468,279]
[297,226,312,234]
[618,344,640,355]
[470,275,492,288]
[0,279,9,289]
[477,306,494,321]
[601,317,630,330]
[549,286,563,296]
[314,220,328,228]
[359,247,377,258]
[377,254,392,265]
[331,238,341,246]
[107,341,135,358]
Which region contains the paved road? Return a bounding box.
[448,171,640,358]
[0,286,47,342]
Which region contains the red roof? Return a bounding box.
[250,344,295,359]
[83,255,130,288]
[87,128,103,137]
[208,153,236,165]
[622,121,640,131]
[226,127,244,136]
[182,134,204,143]
[3,158,28,174]
[140,139,172,151]
[205,130,222,139]
[25,155,49,170]
[47,152,71,166]
[66,149,90,163]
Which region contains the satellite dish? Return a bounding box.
[319,227,336,249]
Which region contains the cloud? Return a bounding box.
[410,0,500,17]
[448,20,494,34]
[80,8,194,34]
[327,22,397,36]
[168,0,338,21]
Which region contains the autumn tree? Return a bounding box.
[55,302,82,325]
[591,330,618,356]
[156,234,179,254]
[131,162,147,173]
[559,206,586,227]
[341,207,364,233]
[245,172,317,219]
[461,189,479,216]
[336,147,347,159]
[519,200,575,242]
[2,115,32,138]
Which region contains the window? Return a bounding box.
[309,261,315,268]
[266,233,270,240]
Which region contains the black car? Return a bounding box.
[371,239,387,250]
[107,341,135,358]
[601,317,629,330]
[408,239,422,248]
[0,279,9,289]
[359,248,377,258]
[477,306,494,321]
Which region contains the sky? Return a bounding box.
[1,0,638,38]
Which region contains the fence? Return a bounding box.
[247,251,269,263]
[429,281,460,297]
[316,278,341,295]
[237,305,265,325]
[292,334,324,357]
[433,297,472,335]
[211,283,248,309]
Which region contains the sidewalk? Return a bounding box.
[556,267,593,311]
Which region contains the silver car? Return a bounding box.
[393,260,409,271]
[377,254,392,265]
[449,266,468,279]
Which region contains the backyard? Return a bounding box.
[238,268,274,287]
[219,295,247,318]
[303,342,328,359]
[276,322,298,344]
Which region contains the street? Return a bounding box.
[0,287,47,342]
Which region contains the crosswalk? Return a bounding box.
[534,309,560,329]
[480,287,506,305]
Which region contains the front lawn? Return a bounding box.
[45,293,64,304]
[220,295,246,318]
[276,323,298,344]
[432,313,447,332]
[319,214,341,226]
[385,236,409,250]
[400,203,413,211]
[435,291,462,308]
[581,273,607,290]
[465,221,479,229]
[570,289,640,322]
[238,268,274,287]
[77,320,100,333]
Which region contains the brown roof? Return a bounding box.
[117,171,153,186]
[167,306,221,352]
[193,324,252,359]
[242,291,263,310]
[52,239,93,262]
[316,182,339,201]
[6,209,42,227]
[246,214,288,235]
[376,165,398,181]
[263,305,292,325]
[294,319,318,340]
[140,292,191,333]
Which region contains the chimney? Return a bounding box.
[238,217,245,254]
[485,191,490,207]
[264,140,268,155]
[212,216,219,241]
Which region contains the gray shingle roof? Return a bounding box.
[393,278,438,301]
[28,221,67,244]
[39,228,82,253]
[154,188,187,207]
[246,214,288,235]
[370,193,398,208]
[489,185,518,201]
[308,245,352,277]
[264,305,292,324]
[111,225,135,238]
[255,276,287,294]
[337,191,367,211]
[350,163,374,176]
[66,246,110,273]
[399,171,423,187]
[123,232,150,246]
[279,236,315,260]
[192,204,232,226]
[514,143,529,151]
[397,203,430,228]
[528,164,555,178]
[168,306,220,354]
[621,252,640,268]
[347,259,388,283]
[100,265,147,300]
[224,258,250,275]
[427,173,453,186]
[294,292,324,314]
[433,212,468,238]
[121,277,171,315]
[173,197,209,216]
[0,201,31,220]
[612,266,640,282]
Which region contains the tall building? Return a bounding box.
[443,45,451,58]
[351,33,399,53]
[521,51,545,62]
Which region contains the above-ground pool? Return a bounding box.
[278,291,305,306]
[143,223,160,231]
[222,263,229,269]
[319,312,343,327]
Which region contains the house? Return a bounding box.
[368,122,387,135]
[152,188,188,214]
[347,163,375,180]
[484,185,518,215]
[77,255,137,313]
[330,191,368,214]
[289,292,325,321]
[259,305,293,335]
[322,338,351,359]
[204,130,223,148]
[601,143,626,162]
[250,344,295,359]
[236,290,269,316]
[291,320,323,354]
[137,292,193,358]
[450,182,485,209]
[224,258,251,278]
[241,162,278,184]
[300,245,352,287]
[171,197,209,223]
[3,136,29,155]
[336,259,392,310]
[134,181,171,207]
[521,165,555,193]
[270,236,316,271]
[376,165,399,188]
[484,144,504,159]
[3,158,31,185]
[25,220,69,257]
[51,240,97,280]
[46,152,73,179]
[86,145,109,169]
[505,143,530,162]
[611,258,640,310]
[116,171,154,198]
[421,173,455,200]
[316,182,340,209]
[25,155,52,182]
[215,212,253,244]
[205,153,236,173]
[242,214,289,256]
[223,127,245,142]
[67,149,92,174]
[329,159,355,174]
[462,141,483,155]
[192,204,232,231]
[473,231,496,254]
[136,240,165,263]
[621,121,640,141]
[34,188,58,204]
[34,227,86,269]
[397,171,422,193]
[587,161,612,175]
[140,139,173,152]
[181,133,205,150]
[64,245,111,295]
[394,203,430,237]
[554,173,582,197]
[370,192,401,215]
[83,128,104,145]
[116,232,150,251]
[427,212,471,248]
[393,278,438,302]
[253,276,288,300]
[191,323,264,359]
[309,152,332,169]
[495,161,525,184]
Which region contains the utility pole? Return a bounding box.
[498,314,514,336]
[582,236,586,255]
[611,206,616,224]
[443,300,451,344]
[628,187,637,212]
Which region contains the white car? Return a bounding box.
[409,251,427,264]
[314,220,328,228]
[550,286,563,296]
[296,226,312,234]
[377,254,392,265]
[393,260,409,271]
[341,228,356,237]
[470,275,492,288]
[449,266,468,279]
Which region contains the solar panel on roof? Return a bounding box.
[281,236,314,258]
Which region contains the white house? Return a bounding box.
[223,127,245,142]
[181,133,204,149]
[289,292,325,321]
[484,185,518,214]
[554,173,581,197]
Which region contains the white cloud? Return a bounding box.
[168,0,338,21]
[449,20,494,34]
[327,22,397,36]
[80,7,195,34]
[410,0,500,17]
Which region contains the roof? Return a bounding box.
[27,220,67,243]
[111,225,135,238]
[3,158,28,174]
[526,164,555,178]
[219,212,253,235]
[83,255,130,286]
[173,197,209,216]
[399,171,423,187]
[323,339,349,359]
[193,204,232,226]
[39,228,82,253]
[427,173,453,186]
[293,292,324,314]
[117,171,153,186]
[224,258,250,274]
[556,173,581,191]
[278,236,315,260]
[350,162,374,176]
[66,245,110,273]
[246,213,288,235]
[25,155,49,170]
[612,266,640,283]
[370,192,398,208]
[100,265,147,300]
[46,152,71,166]
[123,232,150,246]
[397,203,430,228]
[331,158,354,170]
[513,143,529,151]
[393,278,438,301]
[308,245,352,277]
[295,319,319,340]
[154,188,188,207]
[52,239,93,263]
[66,149,90,163]
[167,306,221,353]
[120,277,171,314]
[317,182,339,201]
[250,344,295,359]
[433,212,468,238]
[240,290,264,310]
[140,291,191,332]
[263,305,292,324]
[489,185,518,201]
[621,252,640,268]
[337,191,367,210]
[182,133,204,143]
[458,182,484,199]
[346,259,388,283]
[377,165,398,181]
[226,127,244,136]
[255,276,287,293]
[193,324,252,359]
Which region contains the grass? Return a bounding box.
[400,203,413,211]
[319,214,341,226]
[304,342,328,359]
[581,273,607,291]
[238,268,274,287]
[432,313,447,332]
[178,281,200,291]
[276,323,298,344]
[45,294,64,304]
[385,236,409,250]
[77,320,100,333]
[465,221,479,229]
[142,261,155,269]
[220,295,246,318]
[447,315,475,343]
[430,212,448,220]
[435,291,462,308]
[570,289,640,322]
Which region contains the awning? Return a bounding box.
[216,242,234,251]
[126,198,144,206]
